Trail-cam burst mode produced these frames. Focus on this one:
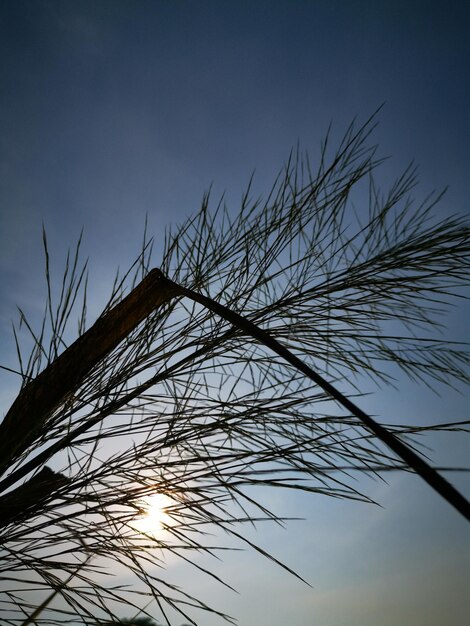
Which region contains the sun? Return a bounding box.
[132,493,173,537]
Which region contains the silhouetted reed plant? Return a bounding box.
[1,113,469,625]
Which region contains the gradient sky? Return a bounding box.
[0,2,469,625]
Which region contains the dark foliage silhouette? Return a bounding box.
[1,113,469,625]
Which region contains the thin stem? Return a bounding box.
[158,271,470,522]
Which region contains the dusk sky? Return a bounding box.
[0,2,469,625]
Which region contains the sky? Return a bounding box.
[0,1,469,625]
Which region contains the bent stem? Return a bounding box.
[3,266,467,526]
[157,270,470,522]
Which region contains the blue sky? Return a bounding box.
[0,1,469,625]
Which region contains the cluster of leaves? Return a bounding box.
[0,113,469,625]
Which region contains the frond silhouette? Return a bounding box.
[1,113,468,625]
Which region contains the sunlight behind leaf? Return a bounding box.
[132,493,174,538]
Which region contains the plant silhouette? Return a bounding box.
[1,113,469,625]
[108,617,161,626]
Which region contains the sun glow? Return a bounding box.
[133,493,173,537]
